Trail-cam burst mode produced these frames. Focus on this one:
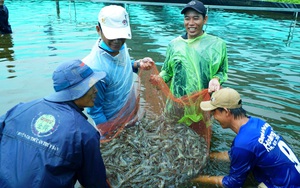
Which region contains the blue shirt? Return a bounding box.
[223,117,300,187]
[0,99,108,188]
[82,38,137,125]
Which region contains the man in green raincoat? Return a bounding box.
[150,0,228,126]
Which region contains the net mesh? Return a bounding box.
[97,64,211,147]
[98,64,212,187]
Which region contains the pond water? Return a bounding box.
[1,0,299,187]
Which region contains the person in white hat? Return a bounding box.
[82,5,154,137]
[193,87,300,187]
[0,60,109,188]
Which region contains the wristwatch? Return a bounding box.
[136,60,141,68]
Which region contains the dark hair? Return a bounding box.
[199,13,206,19]
[217,107,247,119]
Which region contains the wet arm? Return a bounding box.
[210,151,230,161]
[191,175,224,186]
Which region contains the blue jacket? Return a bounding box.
[0,99,108,188]
[223,117,300,188]
[0,5,12,34]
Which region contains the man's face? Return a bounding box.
[0,0,4,6]
[98,26,126,52]
[211,108,230,129]
[74,85,97,108]
[103,37,126,52]
[184,9,207,39]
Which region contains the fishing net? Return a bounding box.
[98,64,211,144]
[101,117,209,188]
[98,64,212,187]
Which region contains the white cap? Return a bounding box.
[98,5,132,40]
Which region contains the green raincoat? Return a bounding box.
[160,32,228,125]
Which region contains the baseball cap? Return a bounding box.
[200,88,242,111]
[181,0,207,15]
[98,5,132,40]
[45,59,106,102]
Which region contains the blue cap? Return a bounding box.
[181,0,206,15]
[45,59,106,102]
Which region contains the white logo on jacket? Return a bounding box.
[258,123,280,152]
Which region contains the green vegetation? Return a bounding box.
[267,0,300,4]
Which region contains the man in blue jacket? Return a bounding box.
[0,0,12,34]
[0,60,109,188]
[193,87,300,187]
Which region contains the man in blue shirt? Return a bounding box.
[82,5,154,139]
[193,87,300,187]
[0,0,12,34]
[0,60,109,188]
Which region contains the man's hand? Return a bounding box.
[208,78,220,93]
[149,74,163,86]
[139,57,154,70]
